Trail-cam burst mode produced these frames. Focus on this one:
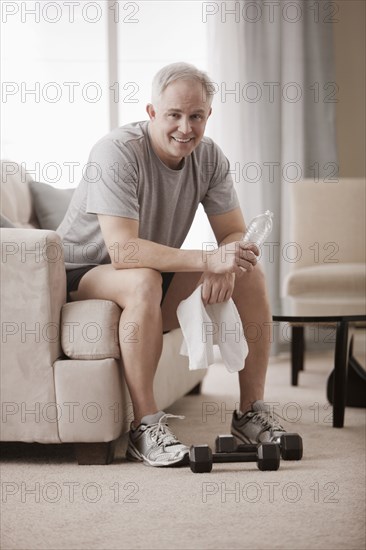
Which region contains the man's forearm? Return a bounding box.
[110,238,207,272]
[219,231,245,246]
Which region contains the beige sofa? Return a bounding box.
[0,162,205,464]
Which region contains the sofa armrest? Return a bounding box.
[0,228,66,442]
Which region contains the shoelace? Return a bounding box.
[145,413,185,447]
[248,409,286,433]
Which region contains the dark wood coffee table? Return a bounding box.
[273,303,366,428]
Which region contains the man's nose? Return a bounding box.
[178,117,192,135]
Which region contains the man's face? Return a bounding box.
[146,78,212,169]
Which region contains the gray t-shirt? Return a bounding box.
[57,120,239,270]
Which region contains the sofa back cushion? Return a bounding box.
[29,181,74,231]
[0,214,16,228]
[0,160,37,227]
[1,160,75,230]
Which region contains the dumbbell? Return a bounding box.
[189,440,280,473]
[217,434,303,461]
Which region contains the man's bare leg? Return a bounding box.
[161,272,202,332]
[162,268,272,415]
[70,266,270,423]
[231,266,272,413]
[69,265,165,426]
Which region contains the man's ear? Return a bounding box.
[146,103,156,120]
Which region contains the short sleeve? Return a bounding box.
[86,139,139,220]
[201,143,240,216]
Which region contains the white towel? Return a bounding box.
[176,284,248,373]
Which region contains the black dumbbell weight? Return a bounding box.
[214,437,280,471]
[276,433,303,460]
[189,445,213,473]
[236,434,303,460]
[189,440,280,473]
[217,433,303,461]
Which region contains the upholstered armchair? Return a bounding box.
[282,178,366,390]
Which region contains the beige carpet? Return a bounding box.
[1,348,365,550]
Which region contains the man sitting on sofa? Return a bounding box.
[57,62,287,467]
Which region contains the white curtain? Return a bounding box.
[206,0,338,314]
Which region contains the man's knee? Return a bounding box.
[234,264,267,294]
[124,268,163,305]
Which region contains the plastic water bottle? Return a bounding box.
[243,210,274,247]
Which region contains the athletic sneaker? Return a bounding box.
[126,411,189,467]
[231,400,287,445]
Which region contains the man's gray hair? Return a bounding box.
[151,62,214,106]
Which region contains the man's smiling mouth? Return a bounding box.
[171,137,193,143]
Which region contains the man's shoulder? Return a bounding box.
[194,134,225,162]
[91,121,148,155]
[199,134,215,149]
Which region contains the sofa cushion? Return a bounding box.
[283,263,366,297]
[61,300,121,360]
[282,296,366,317]
[29,181,74,230]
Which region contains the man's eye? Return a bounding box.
[192,114,203,120]
[169,113,179,118]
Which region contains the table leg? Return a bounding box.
[332,321,350,427]
[291,325,304,386]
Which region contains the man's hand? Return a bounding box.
[198,272,236,305]
[205,241,259,277]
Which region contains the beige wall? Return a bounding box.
[333,0,366,176]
